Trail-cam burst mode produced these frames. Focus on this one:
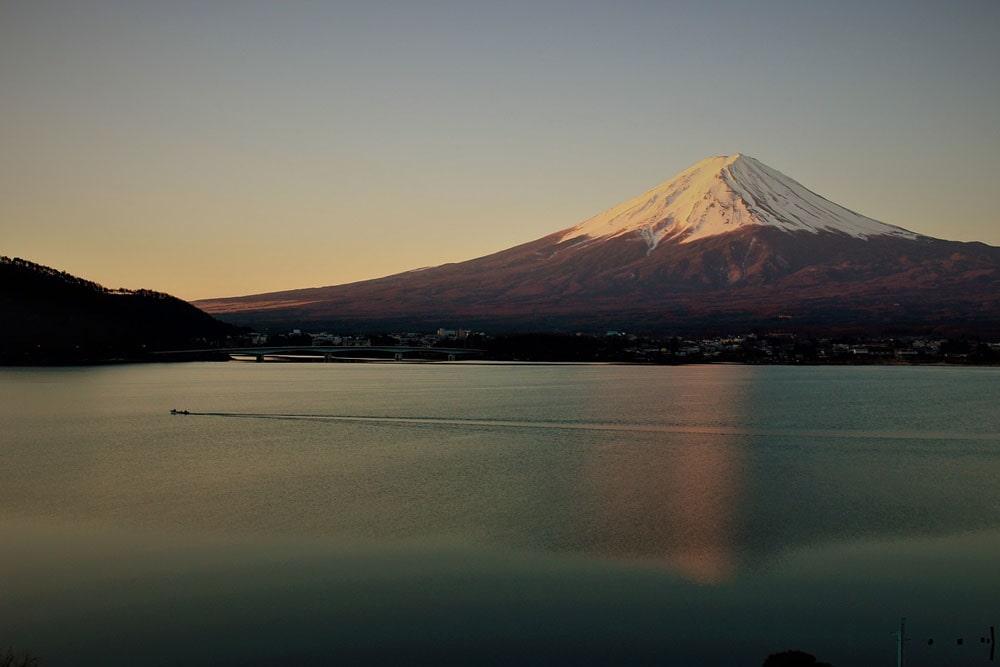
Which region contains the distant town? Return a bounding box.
[222,327,1000,365]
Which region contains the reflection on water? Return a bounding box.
[578,366,749,583]
[580,436,744,583]
[2,364,1000,666]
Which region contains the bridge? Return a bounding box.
[157,346,484,362]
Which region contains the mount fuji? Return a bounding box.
[196,154,1000,334]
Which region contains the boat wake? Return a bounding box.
[174,411,999,442]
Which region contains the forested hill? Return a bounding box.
[1,256,241,364]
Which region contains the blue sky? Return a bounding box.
[3,0,998,299]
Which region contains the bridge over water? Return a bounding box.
[158,346,484,362]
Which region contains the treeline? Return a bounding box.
[475,333,638,362]
[1,256,242,364]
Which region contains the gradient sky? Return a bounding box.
[3,0,999,300]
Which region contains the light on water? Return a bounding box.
[1,363,999,666]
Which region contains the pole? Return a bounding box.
[897,617,905,667]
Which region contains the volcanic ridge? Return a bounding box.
[196,154,1000,335]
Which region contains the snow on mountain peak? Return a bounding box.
[557,153,919,249]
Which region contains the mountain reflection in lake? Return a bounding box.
[575,366,747,583]
[1,363,998,666]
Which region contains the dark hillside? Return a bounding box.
[1,256,241,364]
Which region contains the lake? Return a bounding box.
[1,362,998,666]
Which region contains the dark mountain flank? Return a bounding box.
[195,155,1000,335]
[1,256,239,364]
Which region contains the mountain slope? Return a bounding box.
[1,256,240,363]
[195,155,1000,334]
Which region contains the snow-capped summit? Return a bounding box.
[558,153,919,252]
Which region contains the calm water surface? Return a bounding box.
[1,363,998,666]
